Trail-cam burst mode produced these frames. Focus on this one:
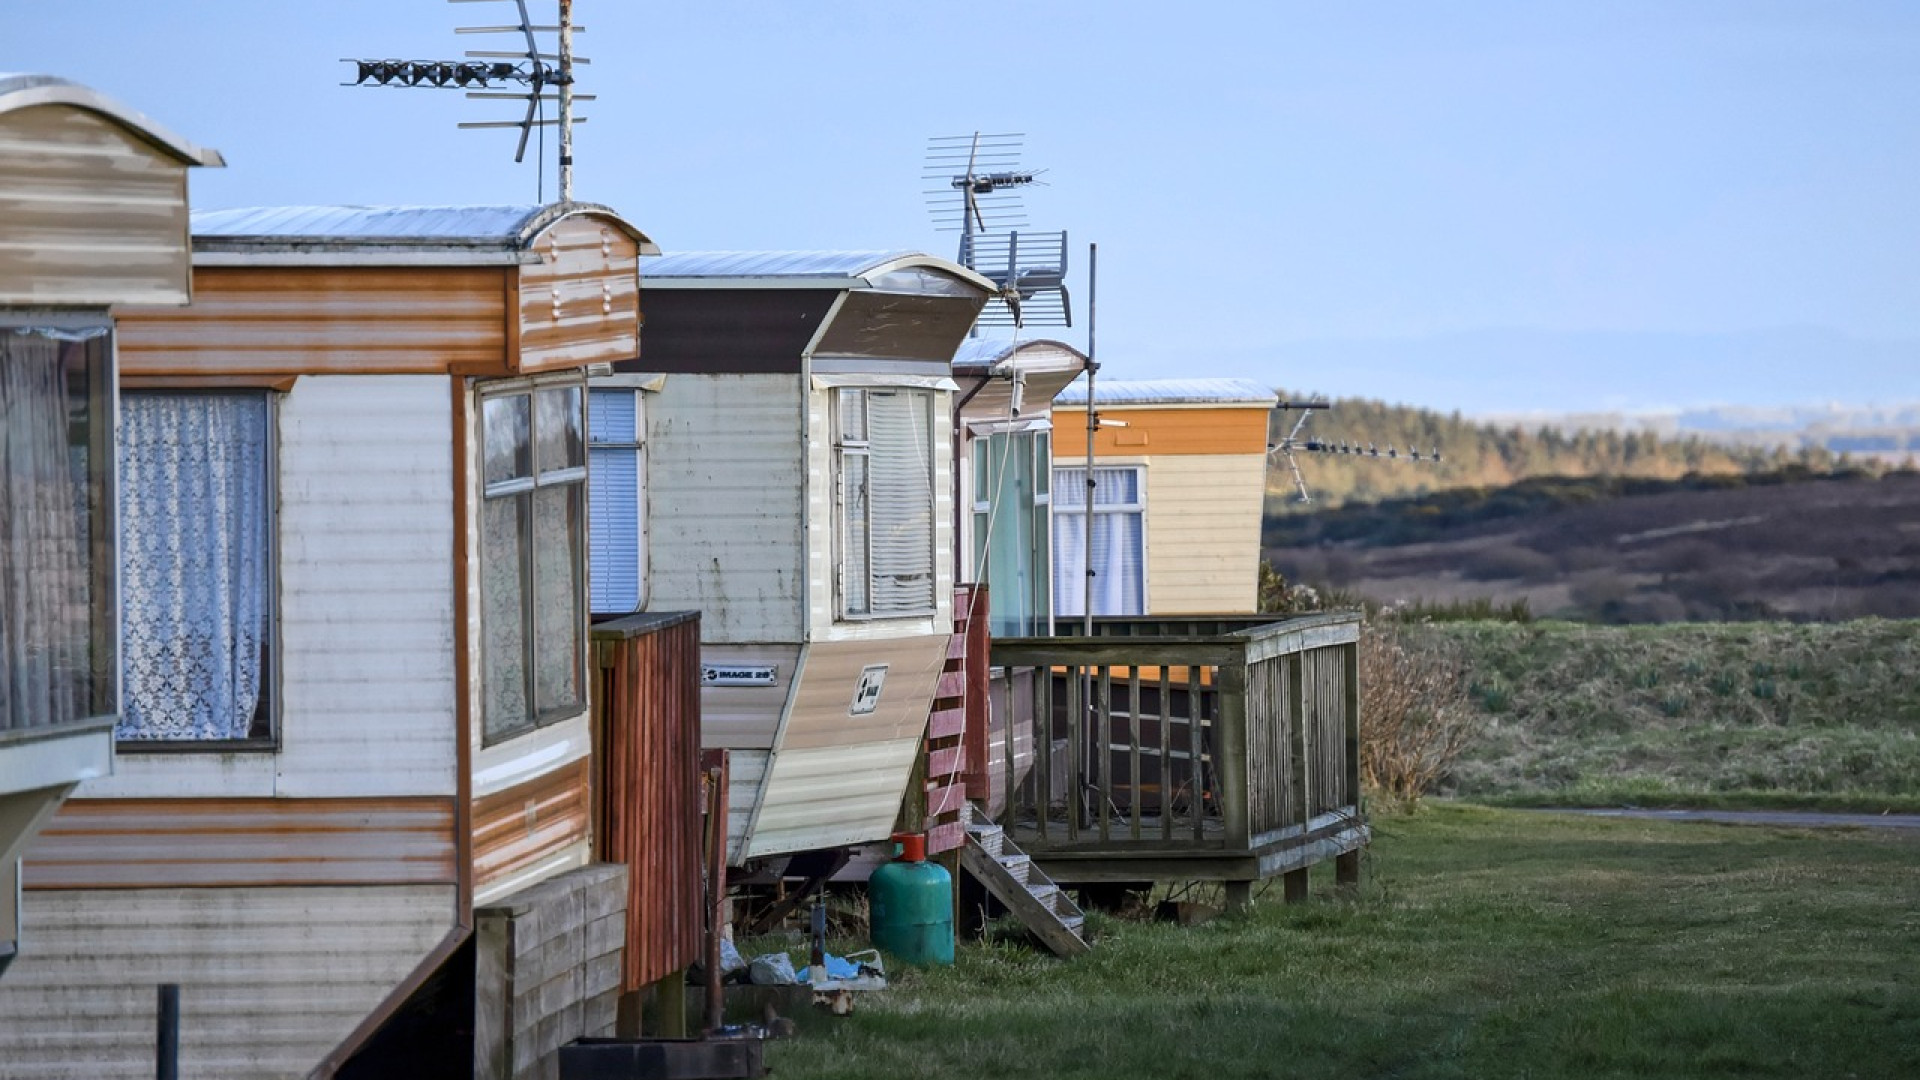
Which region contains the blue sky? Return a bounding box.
[11,2,1918,413]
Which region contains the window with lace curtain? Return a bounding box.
[1052,465,1146,617]
[481,381,588,745]
[117,391,275,743]
[0,324,115,735]
[834,387,936,620]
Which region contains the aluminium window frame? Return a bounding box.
[832,385,938,622]
[478,374,590,748]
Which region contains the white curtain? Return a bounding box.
[0,330,91,732]
[119,395,270,741]
[1053,466,1144,618]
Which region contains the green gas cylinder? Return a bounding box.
[869,831,954,966]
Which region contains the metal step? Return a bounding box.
[958,806,1089,958]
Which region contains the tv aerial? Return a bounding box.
[342,0,591,202]
[1269,401,1444,503]
[925,132,1071,331]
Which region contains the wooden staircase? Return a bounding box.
[960,807,1090,958]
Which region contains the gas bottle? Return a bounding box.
[868,831,954,966]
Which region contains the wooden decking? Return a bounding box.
[987,613,1368,894]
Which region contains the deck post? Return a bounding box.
[1286,651,1308,831]
[1283,868,1309,904]
[1214,657,1250,849]
[1339,638,1364,889]
[652,970,689,1037]
[1224,880,1252,914]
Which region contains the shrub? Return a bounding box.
[1359,622,1478,805]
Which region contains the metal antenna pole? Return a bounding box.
[1083,241,1098,638]
[557,0,574,201]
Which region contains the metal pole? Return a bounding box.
[1082,242,1098,638]
[156,983,179,1080]
[557,0,574,202]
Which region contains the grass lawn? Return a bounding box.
[1429,619,1920,811]
[765,804,1920,1080]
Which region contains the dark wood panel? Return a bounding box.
[593,612,705,992]
[618,289,833,374]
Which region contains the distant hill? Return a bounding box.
[1266,391,1842,509]
[1264,469,1920,623]
[1480,402,1920,465]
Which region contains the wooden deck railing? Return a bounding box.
[987,613,1364,884]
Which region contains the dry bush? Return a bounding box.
[1360,622,1478,806]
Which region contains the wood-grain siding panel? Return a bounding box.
[0,884,454,1079]
[724,751,768,865]
[516,215,641,373]
[746,738,922,858]
[1052,405,1271,458]
[472,756,591,898]
[593,616,704,991]
[116,266,506,375]
[776,636,946,751]
[20,797,455,889]
[646,374,805,642]
[1140,453,1268,615]
[0,104,193,307]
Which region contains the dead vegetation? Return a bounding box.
[1358,621,1478,805]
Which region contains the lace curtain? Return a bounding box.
[0,330,92,732]
[119,394,269,741]
[1053,466,1146,617]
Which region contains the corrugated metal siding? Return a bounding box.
[472,757,591,905]
[515,214,640,374]
[697,643,799,750]
[22,797,456,889]
[646,374,805,642]
[642,250,918,281]
[277,376,460,797]
[593,614,704,992]
[724,751,767,865]
[0,884,454,1080]
[115,266,507,376]
[1144,453,1268,615]
[0,104,192,306]
[776,636,946,750]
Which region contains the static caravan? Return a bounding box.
[0,203,657,1079]
[597,251,993,864]
[1052,378,1279,616]
[0,74,220,979]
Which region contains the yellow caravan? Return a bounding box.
[1052,378,1279,616]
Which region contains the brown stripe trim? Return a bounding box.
[22,796,458,890]
[122,374,300,392]
[471,756,591,894]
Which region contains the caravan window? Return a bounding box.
[587,388,646,615]
[834,387,936,619]
[481,381,588,745]
[970,429,1052,637]
[1052,465,1146,617]
[118,390,276,743]
[0,325,115,736]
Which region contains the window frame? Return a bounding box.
[0,318,118,736]
[586,385,647,617]
[1052,463,1148,618]
[833,386,938,622]
[969,426,1053,637]
[479,375,590,747]
[114,387,279,751]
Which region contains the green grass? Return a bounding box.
[1420,619,1920,810]
[765,805,1920,1079]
